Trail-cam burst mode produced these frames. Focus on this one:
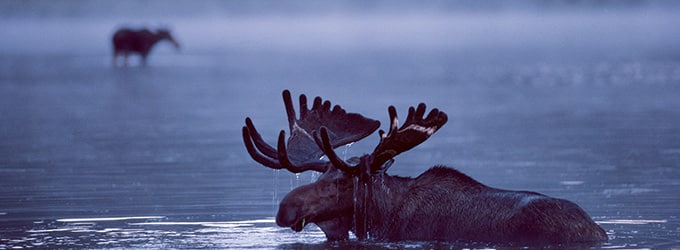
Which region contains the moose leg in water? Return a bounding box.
[111,28,180,67]
[242,90,608,246]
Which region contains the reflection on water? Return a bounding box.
[9,216,324,248]
[14,216,304,248]
[5,216,679,249]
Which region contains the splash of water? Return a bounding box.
[352,176,359,238]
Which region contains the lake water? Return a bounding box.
[1,2,680,249]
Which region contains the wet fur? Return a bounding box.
[278,166,608,244]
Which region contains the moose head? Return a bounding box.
[154,29,180,49]
[242,90,447,240]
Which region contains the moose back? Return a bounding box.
[242,90,607,245]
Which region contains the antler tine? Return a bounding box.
[379,106,399,139]
[283,90,297,132]
[412,103,427,122]
[312,96,322,110]
[299,93,308,120]
[316,127,358,174]
[276,130,328,173]
[242,126,283,169]
[245,117,277,159]
[425,107,441,121]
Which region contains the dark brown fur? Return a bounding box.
[111,28,179,66]
[277,166,608,245]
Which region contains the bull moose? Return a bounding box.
[111,28,180,67]
[242,90,608,245]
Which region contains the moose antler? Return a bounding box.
[317,103,448,173]
[370,103,448,171]
[242,90,380,173]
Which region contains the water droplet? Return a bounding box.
[272,169,280,213]
[342,143,353,160]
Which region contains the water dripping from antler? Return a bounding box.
[272,169,280,214]
[342,143,354,161]
[351,171,370,240]
[291,173,301,190]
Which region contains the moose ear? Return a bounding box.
[283,90,380,165]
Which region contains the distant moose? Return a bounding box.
[111,28,180,67]
[242,90,607,245]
